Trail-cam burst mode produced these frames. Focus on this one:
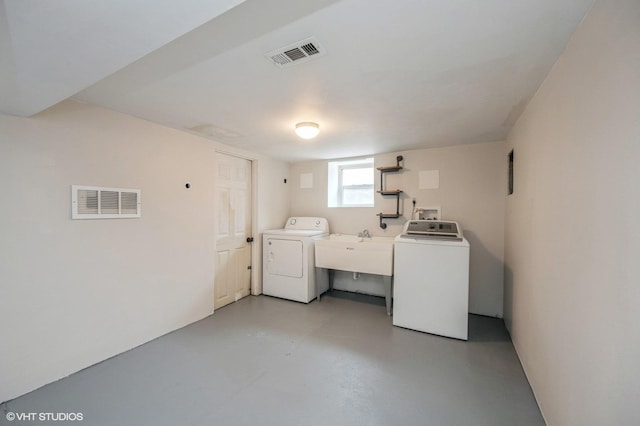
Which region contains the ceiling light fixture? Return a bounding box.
[295,122,320,139]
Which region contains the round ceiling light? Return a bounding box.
[295,122,320,139]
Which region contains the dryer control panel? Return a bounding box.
[284,217,329,233]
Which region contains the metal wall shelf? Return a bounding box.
[376,155,404,229]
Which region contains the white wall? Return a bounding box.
[253,155,291,294]
[0,100,290,403]
[290,142,505,317]
[503,0,640,424]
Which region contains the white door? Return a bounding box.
[214,153,252,310]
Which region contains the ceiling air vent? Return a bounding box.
[265,37,326,68]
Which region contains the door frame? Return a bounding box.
[214,149,260,298]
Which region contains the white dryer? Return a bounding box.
[393,220,470,340]
[263,217,329,303]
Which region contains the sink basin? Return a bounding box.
[315,234,395,276]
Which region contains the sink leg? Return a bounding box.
[316,267,322,302]
[383,276,393,316]
[316,268,334,302]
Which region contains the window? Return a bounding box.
[328,158,374,207]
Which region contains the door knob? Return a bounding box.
[246,237,254,243]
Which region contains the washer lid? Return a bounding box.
[395,233,469,247]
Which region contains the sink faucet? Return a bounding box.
[357,229,371,239]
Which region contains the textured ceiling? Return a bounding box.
[1,0,594,161]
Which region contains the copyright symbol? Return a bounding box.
[6,412,16,421]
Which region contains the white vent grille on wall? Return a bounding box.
[72,185,141,219]
[264,37,326,68]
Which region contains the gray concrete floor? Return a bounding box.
[1,292,544,426]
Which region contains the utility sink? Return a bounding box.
[315,234,395,276]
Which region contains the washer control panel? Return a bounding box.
[403,220,462,240]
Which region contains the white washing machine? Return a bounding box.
[263,217,329,303]
[393,220,470,340]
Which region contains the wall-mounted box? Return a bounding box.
[416,206,441,220]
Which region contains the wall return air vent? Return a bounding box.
[72,185,141,219]
[264,37,326,68]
